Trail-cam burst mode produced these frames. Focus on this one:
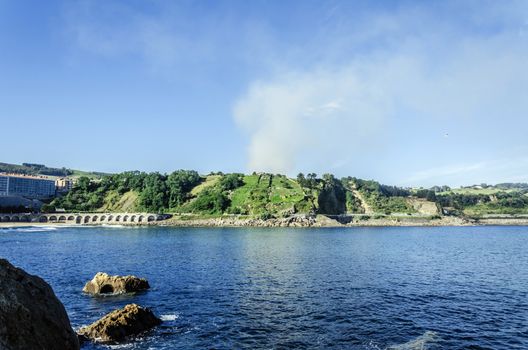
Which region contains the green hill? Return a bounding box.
[44,169,528,218]
[0,162,107,179]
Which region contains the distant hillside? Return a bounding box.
[0,162,107,179]
[46,171,432,217]
[432,183,528,216]
[44,170,528,218]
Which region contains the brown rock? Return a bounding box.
[78,304,161,343]
[0,259,80,350]
[83,272,150,295]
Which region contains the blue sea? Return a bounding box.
[1,225,527,349]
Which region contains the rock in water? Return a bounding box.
[83,272,150,295]
[0,259,80,350]
[78,304,161,342]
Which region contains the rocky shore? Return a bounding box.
[0,259,80,350]
[78,304,161,343]
[2,214,528,229]
[83,272,150,295]
[0,261,162,349]
[152,214,528,228]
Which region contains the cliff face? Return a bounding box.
[317,183,347,215]
[0,259,80,350]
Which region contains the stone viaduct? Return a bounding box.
[0,213,170,224]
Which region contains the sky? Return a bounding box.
[1,0,528,187]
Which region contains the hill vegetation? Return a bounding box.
[0,162,106,179]
[0,162,73,177]
[39,169,528,218]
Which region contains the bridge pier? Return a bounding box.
[0,213,169,225]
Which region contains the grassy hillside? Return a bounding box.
[0,162,107,179]
[190,175,221,197]
[99,190,140,212]
[45,170,528,217]
[437,191,528,216]
[421,183,528,217]
[343,178,416,215]
[0,162,72,177]
[70,169,108,180]
[228,174,311,216]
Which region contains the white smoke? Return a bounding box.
[233,67,392,173]
[233,4,528,180]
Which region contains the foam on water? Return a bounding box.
[100,224,127,228]
[387,331,440,350]
[106,343,134,349]
[160,313,179,321]
[0,226,58,233]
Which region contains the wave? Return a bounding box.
[0,226,59,233]
[106,344,134,349]
[160,313,179,321]
[387,331,440,350]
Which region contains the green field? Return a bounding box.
[229,174,309,216]
[190,175,221,196]
[70,169,107,180]
[438,187,514,195]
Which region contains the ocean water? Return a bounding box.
[0,225,527,349]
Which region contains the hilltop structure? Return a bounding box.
[0,173,56,199]
[55,177,73,193]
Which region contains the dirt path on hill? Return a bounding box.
[352,189,374,214]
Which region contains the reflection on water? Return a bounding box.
[1,225,527,349]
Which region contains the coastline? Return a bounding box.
[2,215,528,228]
[153,215,528,228]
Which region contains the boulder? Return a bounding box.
[83,272,150,295]
[78,304,161,343]
[0,259,80,350]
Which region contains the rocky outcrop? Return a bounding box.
[159,214,321,228]
[155,213,478,227]
[0,259,79,350]
[317,183,347,215]
[78,304,161,343]
[83,272,150,295]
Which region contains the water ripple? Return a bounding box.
[0,226,528,349]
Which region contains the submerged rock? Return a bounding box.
[83,272,150,295]
[0,259,80,350]
[78,304,161,343]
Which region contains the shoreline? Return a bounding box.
[2,215,528,228]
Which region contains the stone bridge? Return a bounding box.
[0,213,170,224]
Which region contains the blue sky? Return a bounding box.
[1,0,528,187]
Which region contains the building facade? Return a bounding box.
[0,176,7,196]
[55,177,73,192]
[0,174,56,199]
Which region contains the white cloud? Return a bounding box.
[233,68,389,173]
[233,3,528,182]
[406,162,487,186]
[62,1,221,73]
[60,1,528,185]
[405,156,528,187]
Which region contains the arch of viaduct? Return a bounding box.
[0,213,169,224]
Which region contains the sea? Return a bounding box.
[1,225,527,349]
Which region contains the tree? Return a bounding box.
[190,188,230,214]
[322,173,335,183]
[139,173,168,212]
[219,173,244,191]
[167,170,201,208]
[306,173,318,188]
[297,173,306,187]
